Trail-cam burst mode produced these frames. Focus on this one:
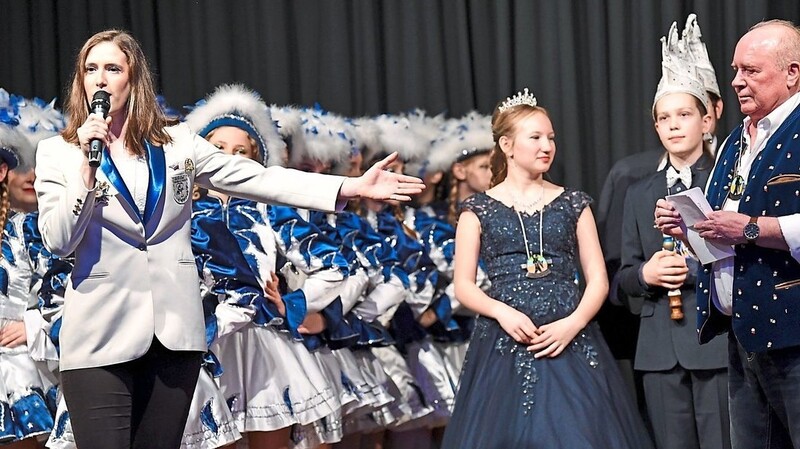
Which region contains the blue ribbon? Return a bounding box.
[100,147,138,219]
[99,141,166,230]
[144,140,165,227]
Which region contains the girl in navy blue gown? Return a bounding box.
[441,90,653,449]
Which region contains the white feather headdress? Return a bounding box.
[404,109,445,142]
[291,107,353,167]
[427,112,493,174]
[369,114,428,166]
[0,121,24,170]
[184,84,284,167]
[402,109,446,176]
[0,91,63,170]
[14,96,65,170]
[0,89,10,111]
[270,105,303,141]
[349,117,382,155]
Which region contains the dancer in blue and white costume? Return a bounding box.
[358,115,451,438]
[274,110,412,448]
[3,91,70,377]
[0,99,58,448]
[11,93,77,449]
[271,106,396,448]
[417,112,494,377]
[185,85,345,449]
[137,95,243,449]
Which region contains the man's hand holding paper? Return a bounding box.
[662,187,736,264]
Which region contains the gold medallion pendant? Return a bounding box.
[728,175,745,200]
[525,255,551,279]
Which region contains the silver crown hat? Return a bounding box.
[683,13,720,98]
[288,106,353,168]
[184,84,284,168]
[652,21,708,115]
[427,111,493,175]
[14,95,66,170]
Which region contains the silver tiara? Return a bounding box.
[499,88,538,112]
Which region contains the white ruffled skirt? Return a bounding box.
[212,324,340,433]
[181,367,241,449]
[397,339,458,430]
[1,344,56,444]
[364,345,435,432]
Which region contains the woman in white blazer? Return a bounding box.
[33,29,422,449]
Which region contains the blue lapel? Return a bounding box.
[100,147,140,221]
[143,140,166,226]
[99,141,166,228]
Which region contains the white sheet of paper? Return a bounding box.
[665,187,735,265]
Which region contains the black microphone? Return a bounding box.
[88,90,111,167]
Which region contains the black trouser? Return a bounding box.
[61,338,202,449]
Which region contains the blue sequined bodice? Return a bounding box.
[463,190,589,325]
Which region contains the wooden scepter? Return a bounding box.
[662,234,684,321]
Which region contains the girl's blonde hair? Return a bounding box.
[0,177,10,232]
[489,104,549,187]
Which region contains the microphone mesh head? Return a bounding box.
[90,90,111,114]
[91,90,110,105]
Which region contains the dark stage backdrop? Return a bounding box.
[1,0,799,199]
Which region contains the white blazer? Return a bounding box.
[34,123,345,370]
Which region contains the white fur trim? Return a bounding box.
[185,84,284,167]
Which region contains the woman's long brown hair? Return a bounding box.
[61,29,175,156]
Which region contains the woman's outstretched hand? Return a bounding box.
[339,152,424,202]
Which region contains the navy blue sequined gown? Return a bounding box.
[442,190,653,449]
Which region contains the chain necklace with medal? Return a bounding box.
[511,184,551,279]
[728,135,747,200]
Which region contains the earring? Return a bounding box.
[703,132,713,144]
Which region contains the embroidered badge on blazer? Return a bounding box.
[94,180,112,206]
[184,158,195,173]
[172,173,190,204]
